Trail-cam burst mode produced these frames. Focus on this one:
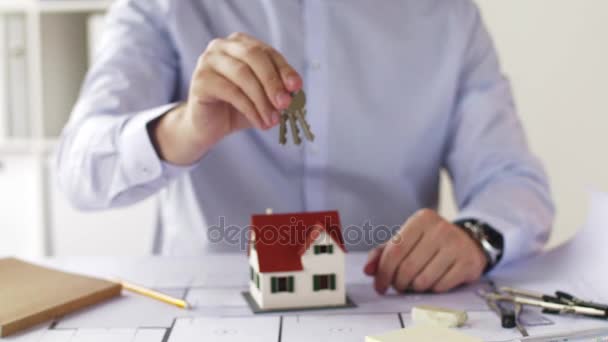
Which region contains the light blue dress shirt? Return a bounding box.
[57,0,554,266]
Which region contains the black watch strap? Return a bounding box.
[454,219,504,273]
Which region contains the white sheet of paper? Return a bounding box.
[37,331,76,342]
[493,191,608,303]
[3,329,74,342]
[132,329,166,342]
[1,323,45,342]
[365,325,483,342]
[525,314,608,338]
[70,329,135,342]
[167,317,279,342]
[55,289,185,329]
[186,287,249,308]
[281,314,402,342]
[3,329,166,342]
[342,283,487,314]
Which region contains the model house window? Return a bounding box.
[314,244,333,254]
[271,276,294,293]
[250,268,260,289]
[313,274,336,291]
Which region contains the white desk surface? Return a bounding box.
[2,248,606,342]
[5,191,608,342]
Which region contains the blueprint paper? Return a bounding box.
[281,314,401,341]
[2,328,165,342]
[132,329,166,342]
[344,283,488,313]
[186,287,249,308]
[13,191,608,342]
[70,329,135,342]
[56,289,185,329]
[167,317,279,342]
[2,329,72,342]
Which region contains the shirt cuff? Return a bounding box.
[119,103,196,186]
[454,209,528,270]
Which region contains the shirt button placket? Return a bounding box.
[303,0,329,212]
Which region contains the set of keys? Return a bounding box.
[279,90,315,145]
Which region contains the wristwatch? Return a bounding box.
[454,219,504,273]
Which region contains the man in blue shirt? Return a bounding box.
[57,0,554,294]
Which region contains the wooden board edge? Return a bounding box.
[0,283,121,338]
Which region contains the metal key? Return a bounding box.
[288,90,314,142]
[295,108,315,141]
[279,113,288,145]
[287,111,302,145]
[288,90,306,113]
[278,90,314,145]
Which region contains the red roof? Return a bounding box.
[249,211,346,273]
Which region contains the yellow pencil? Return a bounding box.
[118,280,190,309]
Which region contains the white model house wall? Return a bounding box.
[248,238,263,306]
[249,230,346,310]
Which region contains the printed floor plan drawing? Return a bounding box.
[4,252,608,342]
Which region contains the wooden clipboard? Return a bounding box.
[0,258,121,337]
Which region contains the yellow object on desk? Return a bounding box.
[366,325,482,342]
[119,280,191,309]
[412,305,468,328]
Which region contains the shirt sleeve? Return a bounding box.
[445,1,555,267]
[55,0,195,210]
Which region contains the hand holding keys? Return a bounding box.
[279,90,315,145]
[154,32,305,165]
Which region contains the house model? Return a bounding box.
[245,210,348,311]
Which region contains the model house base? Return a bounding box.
[242,292,357,314]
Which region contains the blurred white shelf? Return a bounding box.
[38,0,112,13]
[0,0,149,259]
[0,2,32,12]
[0,0,112,13]
[0,138,57,155]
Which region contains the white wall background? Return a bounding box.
[440,0,608,247]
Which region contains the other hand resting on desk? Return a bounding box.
[364,209,488,294]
